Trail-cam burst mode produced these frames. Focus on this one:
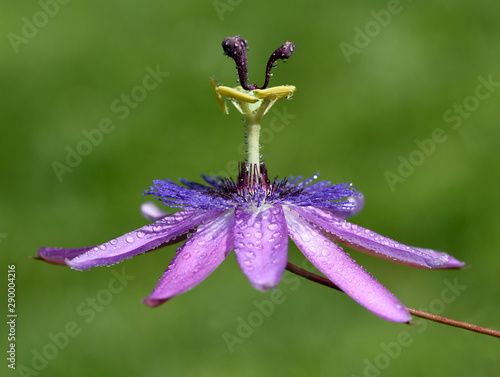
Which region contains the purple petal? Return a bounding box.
[284,208,411,322]
[67,209,221,270]
[37,246,94,266]
[141,201,168,221]
[233,205,288,291]
[143,210,235,307]
[293,206,464,269]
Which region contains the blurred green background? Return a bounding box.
[2,0,499,376]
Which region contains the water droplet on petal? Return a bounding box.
[267,223,279,231]
[99,245,106,250]
[183,253,191,259]
[110,239,117,245]
[255,231,263,239]
[300,232,311,242]
[126,236,134,243]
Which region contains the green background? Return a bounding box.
[2,0,499,376]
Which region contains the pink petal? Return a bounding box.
[233,205,288,291]
[284,207,411,322]
[143,210,235,307]
[67,209,221,270]
[293,206,464,268]
[330,194,365,219]
[141,201,169,221]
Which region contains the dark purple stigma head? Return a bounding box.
[222,36,296,91]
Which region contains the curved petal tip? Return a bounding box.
[142,297,169,307]
[36,246,94,266]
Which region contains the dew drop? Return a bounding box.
[255,231,263,239]
[110,239,117,245]
[136,231,145,238]
[99,245,106,250]
[300,232,311,242]
[183,253,191,259]
[267,223,279,231]
[153,225,162,232]
[126,236,134,243]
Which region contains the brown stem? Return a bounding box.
[285,262,500,339]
